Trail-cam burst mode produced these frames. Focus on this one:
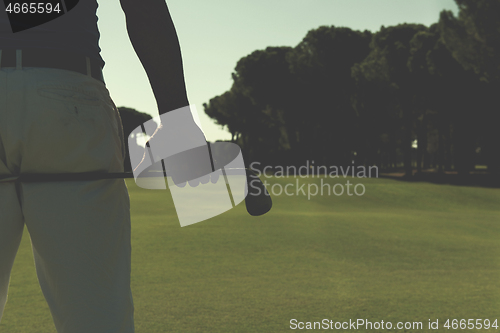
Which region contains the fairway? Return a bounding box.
[1,176,499,332]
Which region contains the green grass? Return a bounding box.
[1,176,499,332]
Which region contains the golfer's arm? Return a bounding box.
[120,0,189,114]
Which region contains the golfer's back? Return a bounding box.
[0,0,105,68]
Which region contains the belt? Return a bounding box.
[0,48,105,84]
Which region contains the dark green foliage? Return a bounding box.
[353,24,427,176]
[286,27,372,166]
[204,1,499,176]
[440,0,500,83]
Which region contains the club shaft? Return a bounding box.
[0,168,261,183]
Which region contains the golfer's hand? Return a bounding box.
[134,106,215,187]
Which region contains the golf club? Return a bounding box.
[0,168,272,216]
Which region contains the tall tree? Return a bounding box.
[439,0,500,174]
[227,46,294,165]
[410,23,480,175]
[439,0,500,83]
[353,24,427,176]
[287,26,372,166]
[407,26,439,172]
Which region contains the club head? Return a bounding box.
[206,141,272,216]
[244,170,272,216]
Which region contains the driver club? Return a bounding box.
[0,168,272,217]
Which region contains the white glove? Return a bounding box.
[129,105,214,188]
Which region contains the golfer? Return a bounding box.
[0,1,206,332]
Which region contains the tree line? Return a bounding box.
[203,0,500,177]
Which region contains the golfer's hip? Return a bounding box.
[0,67,124,177]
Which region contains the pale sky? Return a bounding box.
[96,0,459,142]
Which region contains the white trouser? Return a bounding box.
[0,56,134,332]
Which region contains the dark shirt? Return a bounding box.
[0,0,105,69]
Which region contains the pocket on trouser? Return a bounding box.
[104,94,126,165]
[20,80,125,174]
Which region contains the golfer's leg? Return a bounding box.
[23,179,134,333]
[17,67,133,332]
[0,182,24,322]
[0,67,25,322]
